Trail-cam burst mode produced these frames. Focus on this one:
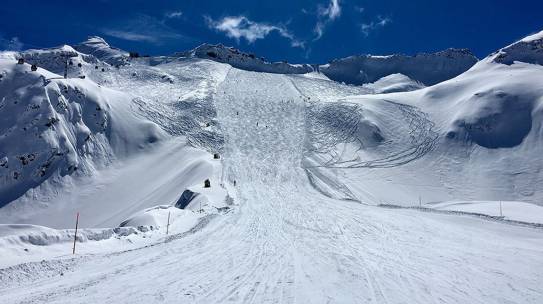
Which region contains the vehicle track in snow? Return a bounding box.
[303,96,439,169]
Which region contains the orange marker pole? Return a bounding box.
[72,212,79,254]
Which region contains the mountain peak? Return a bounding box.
[491,30,543,65]
[74,36,128,66]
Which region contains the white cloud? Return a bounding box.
[102,14,187,44]
[102,30,157,43]
[360,16,391,36]
[314,0,342,40]
[206,16,304,48]
[0,36,23,51]
[165,11,183,19]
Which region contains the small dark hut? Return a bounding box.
[17,58,24,64]
[30,64,38,71]
[204,179,211,188]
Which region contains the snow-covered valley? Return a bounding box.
[1,30,543,303]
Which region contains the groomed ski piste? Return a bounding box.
[1,31,543,303]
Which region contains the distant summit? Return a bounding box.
[319,48,478,86]
[74,36,129,66]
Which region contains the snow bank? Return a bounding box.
[320,48,477,86]
[0,224,138,246]
[430,201,543,224]
[119,205,200,233]
[0,223,145,268]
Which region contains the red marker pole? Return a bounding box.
[72,212,79,255]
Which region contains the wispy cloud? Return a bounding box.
[360,16,391,36]
[102,14,188,44]
[0,36,23,51]
[165,11,183,19]
[205,16,304,48]
[102,30,157,43]
[314,0,342,40]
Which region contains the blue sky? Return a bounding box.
[1,0,541,63]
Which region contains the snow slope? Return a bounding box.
[1,67,543,304]
[291,30,543,208]
[362,73,425,93]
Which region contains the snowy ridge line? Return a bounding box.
[378,204,543,229]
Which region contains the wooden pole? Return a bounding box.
[166,211,171,235]
[72,212,79,254]
[499,201,503,217]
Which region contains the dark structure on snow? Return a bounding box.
[175,189,200,209]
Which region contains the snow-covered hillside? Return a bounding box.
[0,57,164,208]
[303,30,543,208]
[1,31,543,304]
[319,48,478,85]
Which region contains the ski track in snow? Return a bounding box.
[1,69,543,303]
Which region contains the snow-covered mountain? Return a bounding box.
[176,43,314,74]
[175,43,478,86]
[316,31,543,209]
[319,48,478,85]
[73,36,129,67]
[1,31,543,304]
[0,55,165,207]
